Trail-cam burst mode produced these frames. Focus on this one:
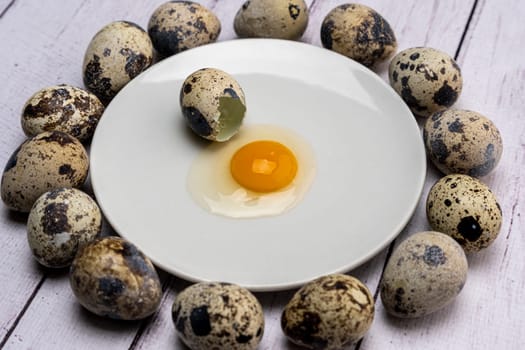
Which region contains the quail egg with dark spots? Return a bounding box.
[83,21,153,104]
[148,1,221,57]
[1,131,89,212]
[281,274,374,350]
[426,174,502,252]
[380,231,468,318]
[424,109,503,177]
[69,236,162,320]
[21,84,104,142]
[234,0,309,40]
[27,188,101,268]
[320,3,397,67]
[389,47,462,117]
[172,282,264,350]
[180,68,247,141]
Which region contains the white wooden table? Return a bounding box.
[1,0,523,349]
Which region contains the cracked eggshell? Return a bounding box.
[424,109,503,177]
[148,1,221,57]
[21,84,104,142]
[1,131,89,212]
[83,21,153,104]
[389,47,462,117]
[380,231,468,318]
[172,282,264,350]
[426,174,502,252]
[180,68,247,142]
[70,236,162,320]
[234,0,308,40]
[320,3,397,67]
[281,274,374,350]
[27,188,101,268]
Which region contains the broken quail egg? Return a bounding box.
[172,282,264,350]
[381,231,468,318]
[321,3,397,67]
[281,274,374,349]
[180,68,246,141]
[27,188,101,268]
[423,109,503,177]
[234,0,309,40]
[83,21,153,104]
[1,131,89,212]
[69,236,162,320]
[426,174,502,252]
[21,84,104,142]
[389,47,462,117]
[148,1,221,57]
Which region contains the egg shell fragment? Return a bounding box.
[1,131,89,212]
[281,274,374,350]
[83,21,153,104]
[27,188,101,268]
[389,47,462,117]
[69,236,162,320]
[172,282,264,350]
[148,1,221,57]
[380,231,468,318]
[320,3,397,67]
[21,84,104,142]
[423,109,503,177]
[426,174,502,252]
[180,68,246,141]
[234,0,309,40]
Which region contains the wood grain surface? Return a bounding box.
[0,0,523,349]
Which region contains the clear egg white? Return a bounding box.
[187,124,316,219]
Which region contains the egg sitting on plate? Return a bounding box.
[187,124,316,219]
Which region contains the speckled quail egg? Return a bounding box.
[427,174,502,252]
[148,1,221,57]
[83,21,153,104]
[423,109,503,177]
[172,282,264,350]
[380,231,468,318]
[1,131,89,212]
[320,3,397,67]
[21,84,104,142]
[70,236,162,320]
[389,47,462,117]
[234,0,309,40]
[27,188,101,268]
[180,68,247,141]
[281,274,374,350]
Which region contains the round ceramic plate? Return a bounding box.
[90,39,426,291]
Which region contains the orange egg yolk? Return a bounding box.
[230,141,298,193]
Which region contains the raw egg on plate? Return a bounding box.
[187,124,316,218]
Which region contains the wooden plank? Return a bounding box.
[362,0,525,348]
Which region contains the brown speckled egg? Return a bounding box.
[1,131,89,212]
[423,109,503,177]
[281,274,374,349]
[172,282,264,350]
[381,231,468,318]
[70,236,162,320]
[21,85,104,142]
[426,174,502,252]
[234,0,308,40]
[83,21,153,104]
[148,1,221,57]
[320,3,397,67]
[180,68,246,141]
[389,47,462,117]
[27,188,101,268]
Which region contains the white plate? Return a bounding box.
[90,39,426,291]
